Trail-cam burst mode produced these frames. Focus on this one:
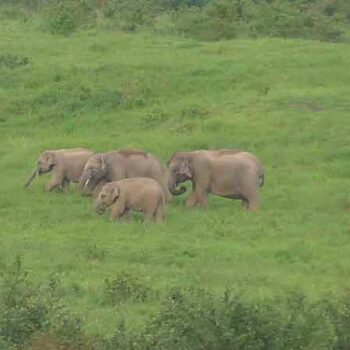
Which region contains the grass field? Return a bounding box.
[0,16,349,337]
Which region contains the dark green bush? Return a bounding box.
[0,256,48,347]
[45,1,77,35]
[103,272,151,305]
[130,289,344,350]
[102,0,162,31]
[1,258,350,349]
[2,0,347,41]
[0,54,30,69]
[45,0,96,35]
[48,302,84,347]
[101,318,136,350]
[0,258,86,349]
[160,0,210,10]
[171,0,346,42]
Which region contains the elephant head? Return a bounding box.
[25,151,56,187]
[95,183,119,214]
[167,153,192,196]
[80,154,107,195]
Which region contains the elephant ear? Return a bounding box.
[112,186,120,201]
[101,155,107,173]
[44,151,56,167]
[179,158,192,179]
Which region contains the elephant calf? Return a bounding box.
[25,148,94,193]
[95,178,166,223]
[167,150,264,211]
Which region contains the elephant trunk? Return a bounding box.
[79,172,93,196]
[24,168,39,188]
[168,177,187,196]
[95,203,105,215]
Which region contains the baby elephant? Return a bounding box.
[95,178,166,224]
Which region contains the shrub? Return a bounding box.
[160,0,210,10]
[101,318,136,350]
[1,258,350,349]
[137,289,341,350]
[171,0,346,42]
[139,288,281,349]
[2,0,347,41]
[45,1,77,35]
[47,301,84,347]
[0,54,30,69]
[102,0,162,31]
[0,256,48,347]
[103,271,151,305]
[0,258,87,349]
[45,0,95,36]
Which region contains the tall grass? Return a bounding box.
[1,0,349,41]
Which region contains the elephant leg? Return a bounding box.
[186,193,199,208]
[195,191,208,208]
[154,206,165,224]
[244,191,259,211]
[144,198,159,223]
[164,187,172,203]
[242,199,249,210]
[143,211,155,224]
[62,179,70,194]
[120,209,131,222]
[162,182,172,204]
[45,173,63,192]
[109,202,126,222]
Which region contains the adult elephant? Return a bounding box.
[79,149,171,201]
[167,150,264,210]
[25,148,95,192]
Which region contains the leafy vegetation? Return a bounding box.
[1,261,350,348]
[1,0,350,41]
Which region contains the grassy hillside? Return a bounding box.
[0,16,349,338]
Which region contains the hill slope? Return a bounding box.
[0,19,349,335]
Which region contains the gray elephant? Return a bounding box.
[25,148,94,193]
[167,150,264,210]
[95,178,166,223]
[79,149,171,201]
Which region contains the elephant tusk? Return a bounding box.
[24,168,39,188]
[85,178,90,187]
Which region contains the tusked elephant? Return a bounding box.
[95,178,166,223]
[79,149,171,201]
[25,148,94,193]
[167,150,264,210]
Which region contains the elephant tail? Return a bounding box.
[157,192,166,222]
[160,190,166,207]
[259,173,265,188]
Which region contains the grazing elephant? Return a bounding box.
[25,148,94,193]
[79,149,171,201]
[95,178,166,223]
[167,150,264,210]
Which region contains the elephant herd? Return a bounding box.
[25,148,265,223]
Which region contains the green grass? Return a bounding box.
[0,17,349,336]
